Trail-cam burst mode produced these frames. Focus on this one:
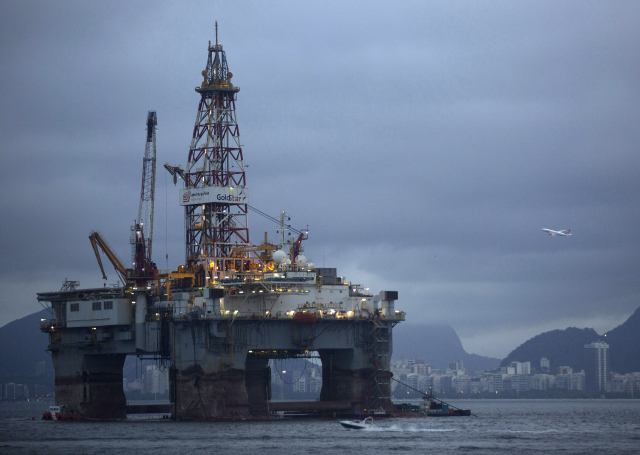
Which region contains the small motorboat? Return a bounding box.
[339,416,375,430]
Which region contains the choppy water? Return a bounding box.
[1,400,639,454]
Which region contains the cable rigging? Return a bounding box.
[248,205,303,235]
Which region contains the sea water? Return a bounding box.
[1,400,639,454]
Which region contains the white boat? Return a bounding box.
[339,417,375,430]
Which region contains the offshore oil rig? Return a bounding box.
[38,26,403,420]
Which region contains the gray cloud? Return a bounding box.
[2,1,639,357]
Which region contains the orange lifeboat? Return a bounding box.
[292,312,317,323]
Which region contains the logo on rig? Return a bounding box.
[216,193,247,202]
[183,191,191,203]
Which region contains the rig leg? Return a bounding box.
[52,351,127,419]
[245,357,271,415]
[319,349,370,411]
[170,323,250,419]
[171,365,249,419]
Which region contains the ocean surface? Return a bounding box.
[1,400,639,454]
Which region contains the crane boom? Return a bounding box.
[89,231,127,284]
[136,111,157,263]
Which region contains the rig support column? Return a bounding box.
[245,357,271,415]
[170,322,250,419]
[135,291,147,352]
[52,350,127,419]
[319,349,370,411]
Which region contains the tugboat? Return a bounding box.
[392,378,473,417]
[42,405,83,421]
[423,395,471,417]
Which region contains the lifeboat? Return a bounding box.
[292,312,317,323]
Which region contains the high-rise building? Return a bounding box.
[413,363,431,375]
[145,365,169,395]
[570,371,585,391]
[557,366,573,375]
[540,357,550,373]
[531,374,551,390]
[6,383,15,400]
[510,361,531,375]
[491,374,503,393]
[511,375,530,394]
[585,341,609,391]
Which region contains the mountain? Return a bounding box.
[501,306,640,374]
[605,306,640,374]
[0,308,54,380]
[501,327,601,372]
[392,323,501,372]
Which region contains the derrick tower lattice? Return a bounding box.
[182,24,248,276]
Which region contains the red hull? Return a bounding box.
[56,412,83,421]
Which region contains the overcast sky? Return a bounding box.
[1,1,639,358]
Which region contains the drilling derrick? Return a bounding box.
[180,24,248,278]
[131,111,158,281]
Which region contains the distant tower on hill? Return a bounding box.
[584,341,609,391]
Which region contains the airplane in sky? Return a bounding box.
[542,228,572,237]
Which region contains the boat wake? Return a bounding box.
[363,424,457,433]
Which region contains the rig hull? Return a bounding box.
[167,318,395,419]
[41,294,399,419]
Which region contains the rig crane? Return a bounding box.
[89,231,127,285]
[89,112,159,284]
[131,111,159,281]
